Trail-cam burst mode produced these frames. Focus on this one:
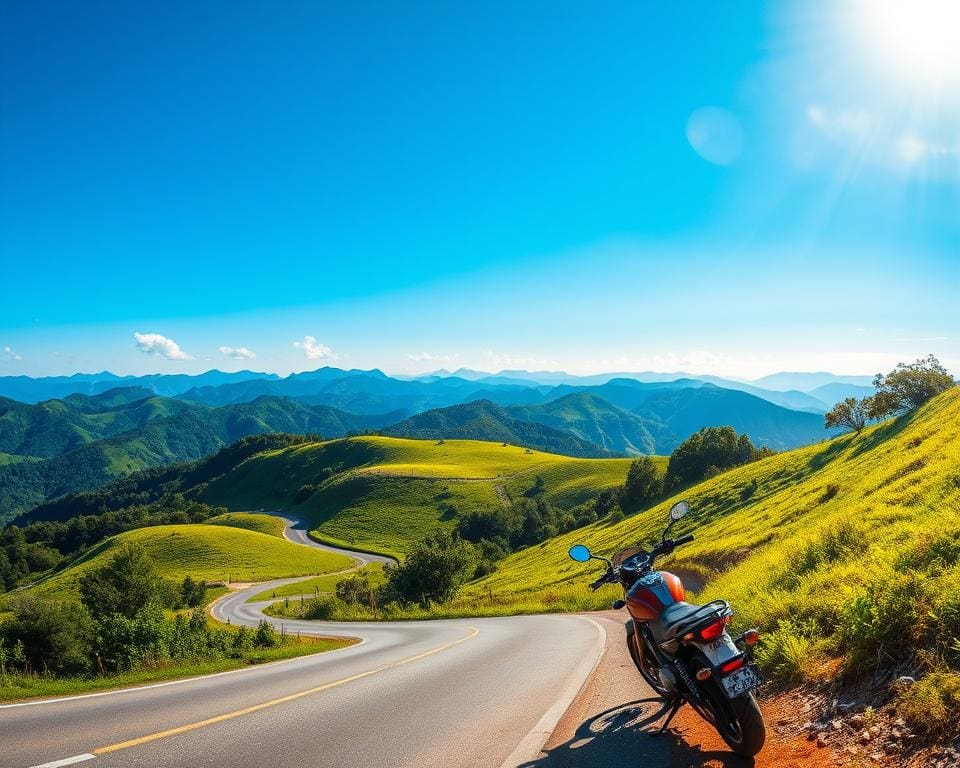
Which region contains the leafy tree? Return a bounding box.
[665,426,759,487]
[180,575,207,608]
[384,529,477,607]
[868,355,955,419]
[78,542,169,619]
[825,397,871,434]
[621,456,662,510]
[1,596,94,675]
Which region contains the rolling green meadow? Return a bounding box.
[19,523,354,602]
[199,436,647,558]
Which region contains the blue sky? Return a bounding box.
[1,1,958,378]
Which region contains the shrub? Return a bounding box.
[1,595,94,675]
[304,597,341,620]
[384,529,477,607]
[897,671,960,736]
[79,542,170,619]
[254,620,279,648]
[839,572,932,668]
[754,620,820,683]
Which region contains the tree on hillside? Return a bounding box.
[621,456,662,510]
[825,397,871,434]
[78,542,169,619]
[665,426,759,488]
[384,529,477,607]
[867,355,955,419]
[1,596,94,675]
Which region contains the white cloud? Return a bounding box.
[807,105,874,141]
[133,332,190,361]
[218,345,256,360]
[483,349,560,372]
[897,133,959,164]
[3,345,22,361]
[806,104,959,172]
[293,336,337,361]
[406,352,460,363]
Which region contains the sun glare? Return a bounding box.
[860,0,960,87]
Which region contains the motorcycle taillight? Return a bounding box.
[698,616,730,642]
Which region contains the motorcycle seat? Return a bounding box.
[651,601,709,644]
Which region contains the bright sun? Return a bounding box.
[860,0,960,86]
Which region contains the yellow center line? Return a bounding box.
[93,626,480,756]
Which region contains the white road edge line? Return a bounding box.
[497,615,607,768]
[29,754,96,768]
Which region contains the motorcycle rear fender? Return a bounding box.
[690,630,740,668]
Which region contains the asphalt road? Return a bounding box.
[0,517,611,768]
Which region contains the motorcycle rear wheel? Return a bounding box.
[697,683,766,757]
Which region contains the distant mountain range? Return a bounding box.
[0,367,875,411]
[0,366,865,523]
[0,390,399,521]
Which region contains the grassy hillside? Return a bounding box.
[381,399,611,457]
[205,512,286,537]
[465,387,960,723]
[248,562,387,602]
[198,436,645,558]
[22,524,354,601]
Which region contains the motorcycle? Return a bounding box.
[567,500,766,756]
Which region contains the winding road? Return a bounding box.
[0,516,612,768]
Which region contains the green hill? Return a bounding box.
[381,399,612,458]
[0,395,398,523]
[22,523,354,601]
[464,387,960,714]
[197,436,646,558]
[19,435,652,560]
[507,392,674,455]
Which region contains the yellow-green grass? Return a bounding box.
[466,388,960,689]
[24,525,355,601]
[247,562,387,602]
[199,435,650,558]
[0,626,357,702]
[264,581,619,621]
[206,512,286,537]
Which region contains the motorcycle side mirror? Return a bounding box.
[669,500,690,521]
[568,544,592,563]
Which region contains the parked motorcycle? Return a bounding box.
[567,500,766,756]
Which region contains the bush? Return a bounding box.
[897,671,960,736]
[839,572,932,668]
[254,620,279,648]
[336,572,376,606]
[304,597,341,620]
[384,529,477,607]
[754,620,821,683]
[79,542,170,619]
[1,595,95,675]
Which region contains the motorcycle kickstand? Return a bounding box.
[649,696,684,738]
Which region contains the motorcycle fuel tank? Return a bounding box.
[626,570,686,621]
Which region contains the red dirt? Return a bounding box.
[533,613,832,768]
